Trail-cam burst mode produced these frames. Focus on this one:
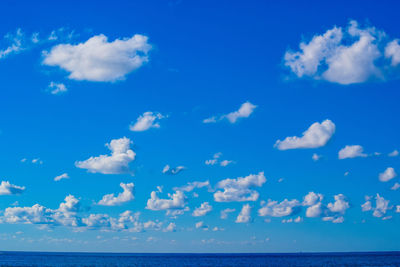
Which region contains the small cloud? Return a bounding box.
[338,145,367,159]
[203,101,257,124]
[48,82,67,95]
[129,112,165,132]
[379,167,397,182]
[54,173,69,182]
[388,150,399,157]
[162,165,185,175]
[312,153,321,161]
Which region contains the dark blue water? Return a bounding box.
[0,251,399,266]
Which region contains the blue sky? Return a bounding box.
[0,0,399,252]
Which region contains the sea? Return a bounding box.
[0,251,399,266]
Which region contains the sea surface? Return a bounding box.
[0,251,399,266]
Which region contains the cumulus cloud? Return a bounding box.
[43,34,151,82]
[129,112,165,132]
[362,194,392,218]
[327,194,350,214]
[385,40,400,66]
[98,183,134,206]
[162,165,185,175]
[338,145,367,159]
[203,102,257,124]
[54,173,69,182]
[236,204,251,223]
[306,202,323,218]
[192,202,212,217]
[146,190,186,211]
[303,192,324,206]
[258,199,300,217]
[164,222,176,232]
[220,208,236,219]
[391,183,400,191]
[75,137,135,174]
[0,181,25,195]
[275,120,335,150]
[214,172,266,202]
[379,167,397,182]
[284,20,400,84]
[48,82,67,95]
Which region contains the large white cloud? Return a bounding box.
[213,172,266,202]
[236,204,251,223]
[0,181,25,195]
[129,112,165,132]
[338,145,367,159]
[98,183,134,206]
[284,20,400,84]
[203,101,257,124]
[258,199,300,217]
[192,202,212,217]
[275,119,335,150]
[75,137,135,174]
[43,34,151,82]
[327,194,349,214]
[379,167,397,182]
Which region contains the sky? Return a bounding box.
[0,0,399,253]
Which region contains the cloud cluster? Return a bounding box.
[275,120,335,150]
[203,101,257,124]
[258,199,300,217]
[75,137,135,174]
[362,194,392,218]
[146,190,186,211]
[97,182,135,206]
[43,34,151,82]
[129,112,165,132]
[205,152,233,167]
[284,20,400,84]
[48,82,67,95]
[214,172,266,202]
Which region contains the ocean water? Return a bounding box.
[0,251,399,266]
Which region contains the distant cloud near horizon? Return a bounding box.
[275,119,335,150]
[284,20,400,84]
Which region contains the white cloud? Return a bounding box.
[236,204,251,223]
[162,165,185,175]
[338,145,367,159]
[164,222,176,232]
[75,137,135,174]
[312,153,321,161]
[43,34,151,82]
[220,208,236,219]
[214,172,266,202]
[391,183,400,191]
[0,181,25,195]
[388,149,399,157]
[192,202,212,217]
[195,221,205,229]
[327,194,349,214]
[146,190,186,211]
[385,40,400,66]
[203,102,257,124]
[173,181,210,192]
[275,119,335,150]
[303,192,323,206]
[48,82,67,95]
[224,102,257,123]
[129,112,165,132]
[379,167,397,182]
[284,20,400,85]
[98,183,134,206]
[220,160,233,167]
[362,194,392,218]
[258,199,300,217]
[54,173,69,182]
[0,29,25,59]
[306,202,323,218]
